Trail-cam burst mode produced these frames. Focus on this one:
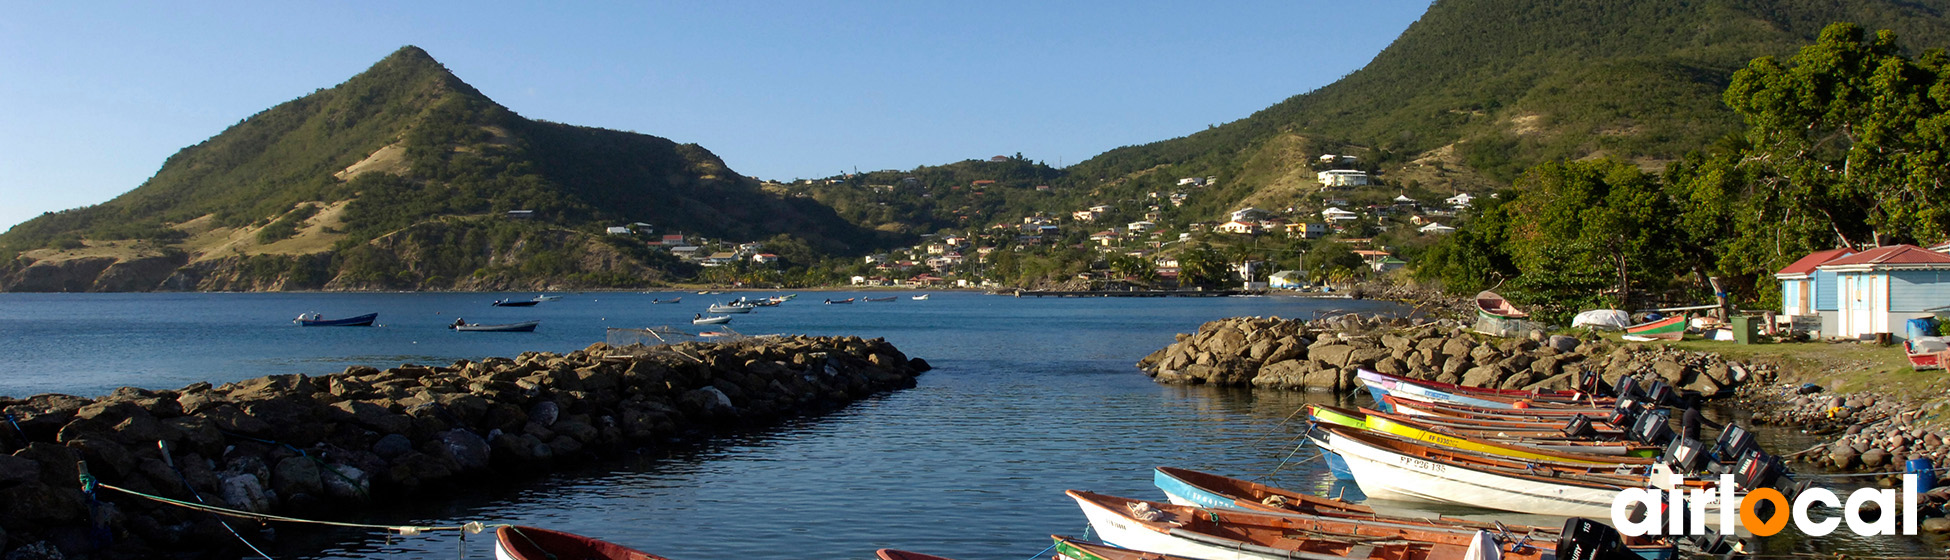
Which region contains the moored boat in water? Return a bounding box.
[692,314,732,325]
[452,320,540,332]
[294,312,377,327]
[707,303,755,313]
[494,526,671,560]
[1069,489,1553,560]
[491,299,540,307]
[825,298,855,304]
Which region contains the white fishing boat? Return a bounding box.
[707,303,754,313]
[911,294,930,300]
[692,314,732,325]
[1314,425,1732,518]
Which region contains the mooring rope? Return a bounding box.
[93,480,492,536]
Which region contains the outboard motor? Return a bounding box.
[1713,424,1757,462]
[1664,436,1711,473]
[1562,414,1599,440]
[1689,530,1735,555]
[1735,448,1785,492]
[1581,369,1616,398]
[1608,397,1641,427]
[1632,409,1674,446]
[1556,518,1641,560]
[1644,380,1676,407]
[1614,375,1641,400]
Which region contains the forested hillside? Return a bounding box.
[0,47,893,291]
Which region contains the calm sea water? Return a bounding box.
[0,292,1937,559]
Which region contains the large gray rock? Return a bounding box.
[1546,335,1580,354]
[272,456,323,499]
[435,429,493,471]
[1310,345,1356,368]
[1461,365,1504,388]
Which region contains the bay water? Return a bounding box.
[0,292,1936,559]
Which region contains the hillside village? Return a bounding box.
[619,153,1486,290]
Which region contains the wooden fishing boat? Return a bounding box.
[706,303,754,313]
[1311,424,1729,518]
[1049,535,1205,560]
[494,526,670,560]
[864,296,898,302]
[491,299,540,307]
[692,315,732,325]
[1357,369,1587,402]
[651,297,682,304]
[825,298,855,304]
[1069,490,1550,560]
[294,313,377,327]
[875,550,958,560]
[1376,393,1611,419]
[1476,291,1528,320]
[1360,373,1613,411]
[1348,406,1635,448]
[452,320,540,332]
[1309,405,1656,464]
[1624,316,1685,341]
[1153,468,1681,560]
[1907,337,1948,371]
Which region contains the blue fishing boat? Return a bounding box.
[294,313,377,327]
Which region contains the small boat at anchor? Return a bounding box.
[692,314,732,325]
[911,294,930,300]
[864,296,897,302]
[494,526,670,560]
[707,303,754,313]
[651,297,682,304]
[531,294,563,302]
[452,320,540,332]
[294,313,377,327]
[491,299,540,307]
[825,298,855,304]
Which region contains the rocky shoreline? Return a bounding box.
[1137,314,1770,396]
[0,336,927,559]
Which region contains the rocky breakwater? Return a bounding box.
[1136,314,1773,395]
[0,336,928,559]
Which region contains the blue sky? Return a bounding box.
[0,2,1430,232]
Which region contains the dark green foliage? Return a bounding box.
[255,204,320,244]
[1063,0,1950,206]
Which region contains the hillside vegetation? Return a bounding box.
[1062,0,1950,205]
[1,47,891,291]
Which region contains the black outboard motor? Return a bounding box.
[1632,409,1674,446]
[1608,397,1641,427]
[1563,414,1600,440]
[1644,379,1676,407]
[1581,369,1617,398]
[1714,424,1757,462]
[1556,517,1642,560]
[1735,448,1785,491]
[1664,436,1711,473]
[1614,374,1642,400]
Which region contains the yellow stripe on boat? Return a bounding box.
[1307,406,1369,430]
[1365,416,1618,466]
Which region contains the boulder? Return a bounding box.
[433,430,492,472]
[1461,366,1504,388]
[271,456,323,499]
[1310,345,1356,368]
[1652,359,1686,386]
[1546,335,1580,354]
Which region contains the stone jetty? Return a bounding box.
[1137,314,1772,395]
[0,336,927,559]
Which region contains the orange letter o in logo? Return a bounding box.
[1740,488,1790,536]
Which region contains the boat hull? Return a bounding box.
[494,526,668,560]
[1625,316,1685,340]
[296,313,377,327]
[455,321,540,332]
[1320,430,1625,517]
